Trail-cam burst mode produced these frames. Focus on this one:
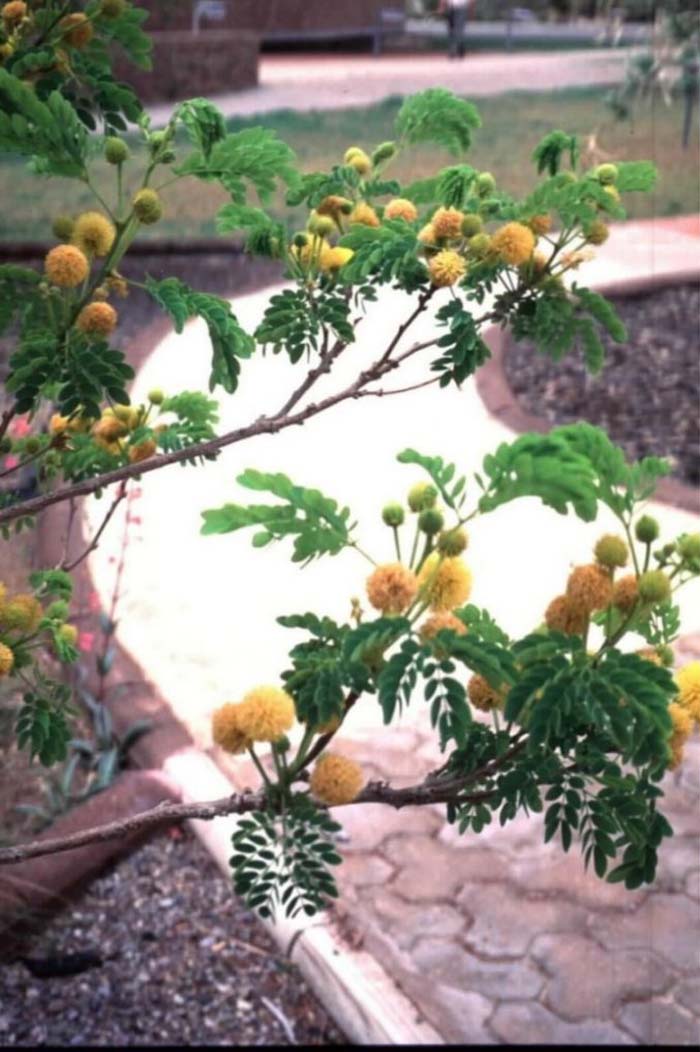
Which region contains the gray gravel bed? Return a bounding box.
[0,827,346,1046]
[503,283,700,487]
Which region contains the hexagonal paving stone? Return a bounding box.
[588,892,700,972]
[531,932,674,1021]
[675,976,700,1018]
[509,851,648,912]
[653,835,700,893]
[412,938,545,1000]
[337,853,394,888]
[490,1001,632,1044]
[396,973,495,1045]
[365,889,466,951]
[384,836,510,902]
[457,883,587,957]
[618,1000,700,1044]
[336,804,441,854]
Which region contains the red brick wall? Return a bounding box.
[139,0,398,33]
[113,30,259,102]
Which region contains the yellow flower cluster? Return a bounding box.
[544,594,588,636]
[384,198,418,222]
[468,673,507,713]
[667,702,693,770]
[675,662,700,724]
[0,592,43,633]
[72,211,116,258]
[612,574,638,612]
[566,564,613,614]
[59,12,94,48]
[211,686,295,752]
[77,301,118,338]
[418,553,472,612]
[366,562,418,615]
[428,249,466,288]
[0,641,14,677]
[310,753,364,805]
[419,611,466,643]
[490,222,535,266]
[44,244,89,288]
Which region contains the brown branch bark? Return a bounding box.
[0,335,434,529]
[0,770,503,868]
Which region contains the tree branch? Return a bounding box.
[60,481,129,573]
[0,335,436,529]
[0,768,505,868]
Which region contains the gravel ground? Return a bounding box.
[503,283,700,488]
[0,827,346,1046]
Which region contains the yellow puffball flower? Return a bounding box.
[92,416,127,444]
[667,701,693,770]
[59,12,94,48]
[384,198,418,222]
[594,534,628,569]
[320,246,354,273]
[128,438,157,464]
[212,702,251,755]
[345,149,371,176]
[366,562,418,616]
[544,594,588,636]
[585,219,610,245]
[418,553,472,612]
[236,686,295,743]
[349,202,380,228]
[59,623,79,646]
[428,249,466,288]
[1,2,26,27]
[310,753,364,805]
[72,211,116,258]
[419,611,467,643]
[44,244,89,288]
[1,594,43,633]
[50,413,70,436]
[528,214,552,236]
[491,222,535,266]
[566,564,613,614]
[76,301,118,338]
[612,574,638,613]
[675,662,700,724]
[0,642,14,678]
[431,207,464,241]
[468,673,506,712]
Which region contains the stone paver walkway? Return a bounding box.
[148,48,633,124]
[85,218,700,1043]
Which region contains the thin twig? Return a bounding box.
[61,482,128,573]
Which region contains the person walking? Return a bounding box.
[439,0,470,59]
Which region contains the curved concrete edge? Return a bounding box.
[0,770,181,950]
[20,498,442,1045]
[476,267,700,516]
[163,747,442,1046]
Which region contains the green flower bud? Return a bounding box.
[148,388,165,405]
[273,735,291,753]
[476,172,496,196]
[307,211,335,237]
[105,136,129,165]
[437,527,468,556]
[469,233,491,258]
[132,188,163,224]
[593,534,628,569]
[407,482,438,513]
[637,570,671,604]
[677,533,700,561]
[52,214,74,241]
[24,436,41,455]
[461,213,483,237]
[382,502,404,527]
[479,198,500,217]
[635,515,660,543]
[100,0,127,17]
[554,171,577,186]
[371,141,397,165]
[595,163,619,185]
[46,600,69,621]
[418,508,444,535]
[0,437,12,454]
[292,231,309,248]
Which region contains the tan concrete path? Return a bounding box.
[85,219,700,1043]
[148,48,632,125]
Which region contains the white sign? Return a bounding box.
[192,0,227,33]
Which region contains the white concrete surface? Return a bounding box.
[85,220,700,754]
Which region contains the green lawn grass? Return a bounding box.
[1,86,696,242]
